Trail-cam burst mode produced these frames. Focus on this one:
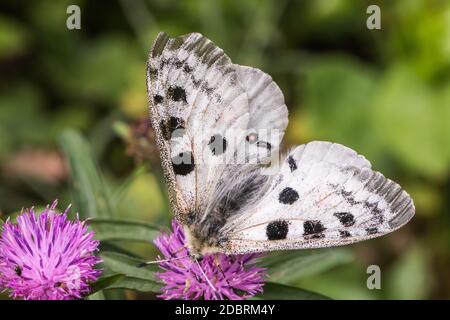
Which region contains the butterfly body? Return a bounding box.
[183,164,273,257]
[147,32,414,258]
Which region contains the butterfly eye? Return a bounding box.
[246,133,258,144]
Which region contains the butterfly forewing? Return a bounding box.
[147,32,288,224]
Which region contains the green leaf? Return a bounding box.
[88,274,125,296]
[0,15,28,59]
[255,282,330,300]
[386,243,433,299]
[295,268,375,300]
[301,56,379,159]
[108,276,161,293]
[372,64,449,177]
[87,291,106,300]
[112,120,130,140]
[112,165,147,204]
[100,251,162,294]
[99,241,146,259]
[115,172,165,222]
[89,219,159,243]
[261,249,353,284]
[59,130,115,219]
[100,251,159,280]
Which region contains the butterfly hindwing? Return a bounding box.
[219,141,415,254]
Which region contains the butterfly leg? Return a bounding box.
[213,254,231,287]
[136,243,189,267]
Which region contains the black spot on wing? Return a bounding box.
[167,86,187,103]
[339,189,359,206]
[208,134,227,155]
[303,220,326,239]
[160,117,185,140]
[183,64,193,73]
[154,94,164,104]
[333,212,355,227]
[366,227,378,235]
[148,67,158,81]
[173,59,183,69]
[287,156,297,172]
[339,230,351,238]
[364,201,385,226]
[266,220,289,240]
[278,187,299,205]
[171,151,195,175]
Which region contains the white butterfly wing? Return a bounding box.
[219,141,415,254]
[234,65,288,162]
[147,32,288,223]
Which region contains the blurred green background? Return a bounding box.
[0,0,449,299]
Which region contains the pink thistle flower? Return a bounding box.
[0,201,102,300]
[154,220,266,300]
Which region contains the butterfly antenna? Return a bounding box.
[136,244,189,267]
[136,255,189,268]
[194,257,217,294]
[213,255,230,287]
